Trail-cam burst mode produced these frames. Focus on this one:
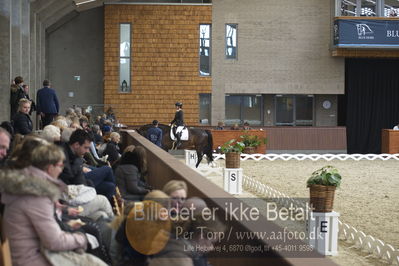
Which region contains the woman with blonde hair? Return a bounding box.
[0,144,94,266]
[103,132,121,165]
[162,180,188,211]
[12,98,32,135]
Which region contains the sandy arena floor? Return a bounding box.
[184,156,399,265]
[239,159,399,249]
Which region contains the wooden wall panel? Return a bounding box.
[104,5,212,126]
[381,129,399,153]
[264,127,347,151]
[332,49,399,58]
[211,130,267,154]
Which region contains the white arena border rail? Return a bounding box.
[213,153,399,162]
[203,153,399,264]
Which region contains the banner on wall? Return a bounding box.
[334,19,399,48]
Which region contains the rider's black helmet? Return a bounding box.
[175,102,183,108]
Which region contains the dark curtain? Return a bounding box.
[346,58,399,154]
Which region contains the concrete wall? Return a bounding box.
[0,0,31,122]
[47,7,104,115]
[211,0,345,125]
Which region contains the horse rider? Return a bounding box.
[169,102,184,148]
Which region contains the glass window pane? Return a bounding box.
[384,0,399,17]
[199,94,211,124]
[295,96,313,126]
[242,95,262,126]
[120,58,130,92]
[199,24,211,76]
[361,0,376,16]
[225,95,241,125]
[225,24,237,59]
[120,24,130,57]
[340,0,357,16]
[275,96,293,125]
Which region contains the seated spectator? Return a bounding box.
[70,122,82,130]
[115,146,150,201]
[230,123,240,130]
[106,107,116,124]
[74,106,83,118]
[12,98,32,135]
[216,121,224,130]
[0,128,11,167]
[102,120,113,135]
[59,129,92,186]
[162,180,187,213]
[60,129,116,201]
[103,132,121,165]
[0,144,90,266]
[42,124,61,143]
[92,125,103,145]
[61,127,76,143]
[52,117,69,130]
[242,121,251,130]
[80,116,90,132]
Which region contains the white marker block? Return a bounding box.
[185,150,197,168]
[307,211,340,256]
[223,168,243,194]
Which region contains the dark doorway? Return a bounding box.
[345,58,399,153]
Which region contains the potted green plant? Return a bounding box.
[220,139,245,168]
[240,133,267,154]
[306,165,342,212]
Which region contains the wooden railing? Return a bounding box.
[119,130,337,266]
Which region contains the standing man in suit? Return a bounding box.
[36,79,59,128]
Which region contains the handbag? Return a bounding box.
[62,185,97,206]
[42,248,107,266]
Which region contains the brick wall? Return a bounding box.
[104,4,212,126]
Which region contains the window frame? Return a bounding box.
[199,23,212,76]
[199,93,212,125]
[274,94,314,126]
[225,94,263,126]
[225,23,238,60]
[119,23,131,93]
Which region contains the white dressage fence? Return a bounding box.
[188,152,399,264]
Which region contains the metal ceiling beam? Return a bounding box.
[37,0,74,24]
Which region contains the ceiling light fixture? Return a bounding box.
[75,0,96,6]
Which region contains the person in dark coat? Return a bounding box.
[36,79,59,128]
[9,76,26,120]
[22,84,36,115]
[12,98,33,135]
[146,120,162,147]
[169,102,184,148]
[114,147,150,201]
[103,132,121,165]
[59,132,92,186]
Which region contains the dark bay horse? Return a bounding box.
[137,124,213,168]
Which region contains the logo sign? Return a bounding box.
[355,24,374,39]
[334,19,399,48]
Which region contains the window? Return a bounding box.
[384,0,399,17]
[338,0,399,17]
[225,95,262,125]
[199,94,211,124]
[119,23,131,93]
[275,95,313,126]
[199,24,211,76]
[361,0,376,16]
[225,24,237,59]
